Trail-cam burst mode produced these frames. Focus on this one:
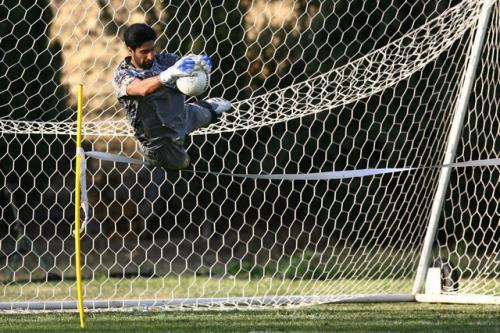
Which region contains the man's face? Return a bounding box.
[129,40,155,69]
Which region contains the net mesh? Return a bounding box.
[436,0,500,297]
[0,0,498,310]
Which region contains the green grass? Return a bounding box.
[2,275,499,332]
[4,275,499,304]
[1,303,499,332]
[2,276,414,302]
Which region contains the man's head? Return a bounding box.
[124,23,157,69]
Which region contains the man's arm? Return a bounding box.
[126,76,162,97]
[125,56,198,97]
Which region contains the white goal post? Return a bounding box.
[0,0,498,311]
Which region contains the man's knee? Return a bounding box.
[170,154,190,170]
[145,145,190,170]
[146,154,190,170]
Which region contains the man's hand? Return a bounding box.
[186,54,213,73]
[159,56,196,85]
[197,54,213,73]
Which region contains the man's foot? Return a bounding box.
[205,97,232,114]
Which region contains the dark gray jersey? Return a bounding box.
[113,53,214,167]
[112,53,182,145]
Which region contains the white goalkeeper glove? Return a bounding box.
[188,54,213,73]
[159,56,196,85]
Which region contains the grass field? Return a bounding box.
[2,277,499,332]
[2,276,415,302]
[1,303,499,333]
[2,276,499,332]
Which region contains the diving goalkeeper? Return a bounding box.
[113,23,231,170]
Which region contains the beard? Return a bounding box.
[141,59,153,69]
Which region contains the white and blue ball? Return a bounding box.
[176,70,209,97]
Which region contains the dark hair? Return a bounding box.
[123,23,157,49]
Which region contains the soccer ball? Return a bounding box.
[176,70,209,96]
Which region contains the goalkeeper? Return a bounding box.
[113,23,231,170]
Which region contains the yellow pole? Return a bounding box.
[75,84,86,328]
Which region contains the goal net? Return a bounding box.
[0,0,498,310]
